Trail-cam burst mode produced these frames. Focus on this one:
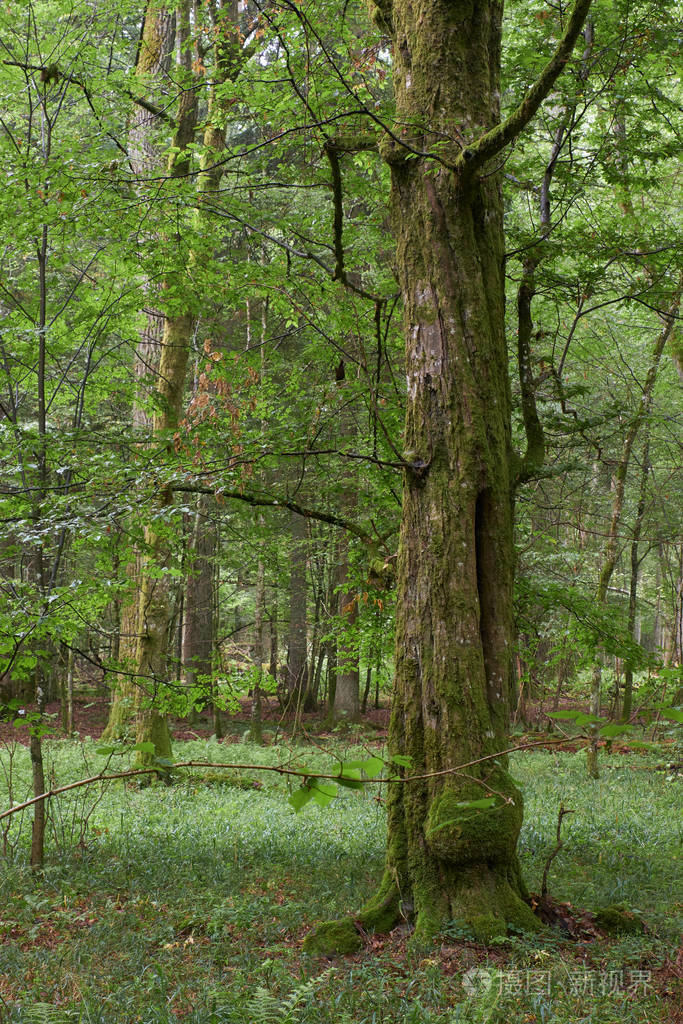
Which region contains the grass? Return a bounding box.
[0,734,680,1023]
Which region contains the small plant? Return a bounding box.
[242,971,331,1024]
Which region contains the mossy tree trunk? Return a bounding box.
[133,0,199,767]
[134,0,251,766]
[306,0,594,954]
[377,0,528,940]
[102,2,175,743]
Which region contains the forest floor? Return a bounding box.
[0,707,681,1023]
[0,693,392,746]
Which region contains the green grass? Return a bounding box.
[0,736,680,1023]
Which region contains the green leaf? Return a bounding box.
[96,745,117,756]
[390,754,413,769]
[359,756,385,779]
[455,797,498,810]
[341,758,385,778]
[133,741,156,755]
[310,782,337,808]
[660,709,683,724]
[547,710,583,720]
[598,723,631,738]
[573,712,602,727]
[288,786,313,812]
[335,768,365,791]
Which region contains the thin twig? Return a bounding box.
[541,802,574,899]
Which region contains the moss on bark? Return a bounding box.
[304,875,401,957]
[425,768,524,866]
[305,0,557,954]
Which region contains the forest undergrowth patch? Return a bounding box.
[0,738,679,1023]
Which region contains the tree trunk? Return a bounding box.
[29,730,46,870]
[249,542,267,744]
[102,2,175,743]
[285,510,309,709]
[182,495,215,711]
[623,439,651,721]
[134,0,250,766]
[334,531,360,721]
[304,0,601,953]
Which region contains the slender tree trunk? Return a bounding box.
[285,511,309,708]
[587,285,681,776]
[361,665,372,716]
[29,730,46,870]
[182,495,215,710]
[334,531,360,721]
[623,440,651,721]
[250,541,266,744]
[268,599,278,682]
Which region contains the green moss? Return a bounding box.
[100,688,135,742]
[412,900,447,949]
[425,767,523,866]
[358,872,400,934]
[468,913,507,944]
[302,917,362,957]
[445,864,542,943]
[595,904,645,935]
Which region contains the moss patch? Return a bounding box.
[595,904,646,935]
[425,767,524,866]
[302,917,362,957]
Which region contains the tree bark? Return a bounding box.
[334,530,360,721]
[622,439,651,722]
[133,0,250,766]
[249,532,267,744]
[182,495,215,710]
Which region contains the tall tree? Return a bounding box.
[132,0,252,764]
[102,0,177,743]
[306,0,594,952]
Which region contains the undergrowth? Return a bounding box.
[0,737,679,1023]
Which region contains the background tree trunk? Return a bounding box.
[285,511,309,709]
[182,495,215,712]
[102,2,175,743]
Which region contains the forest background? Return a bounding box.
[0,0,681,1020]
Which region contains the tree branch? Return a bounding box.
[170,483,380,549]
[456,0,594,174]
